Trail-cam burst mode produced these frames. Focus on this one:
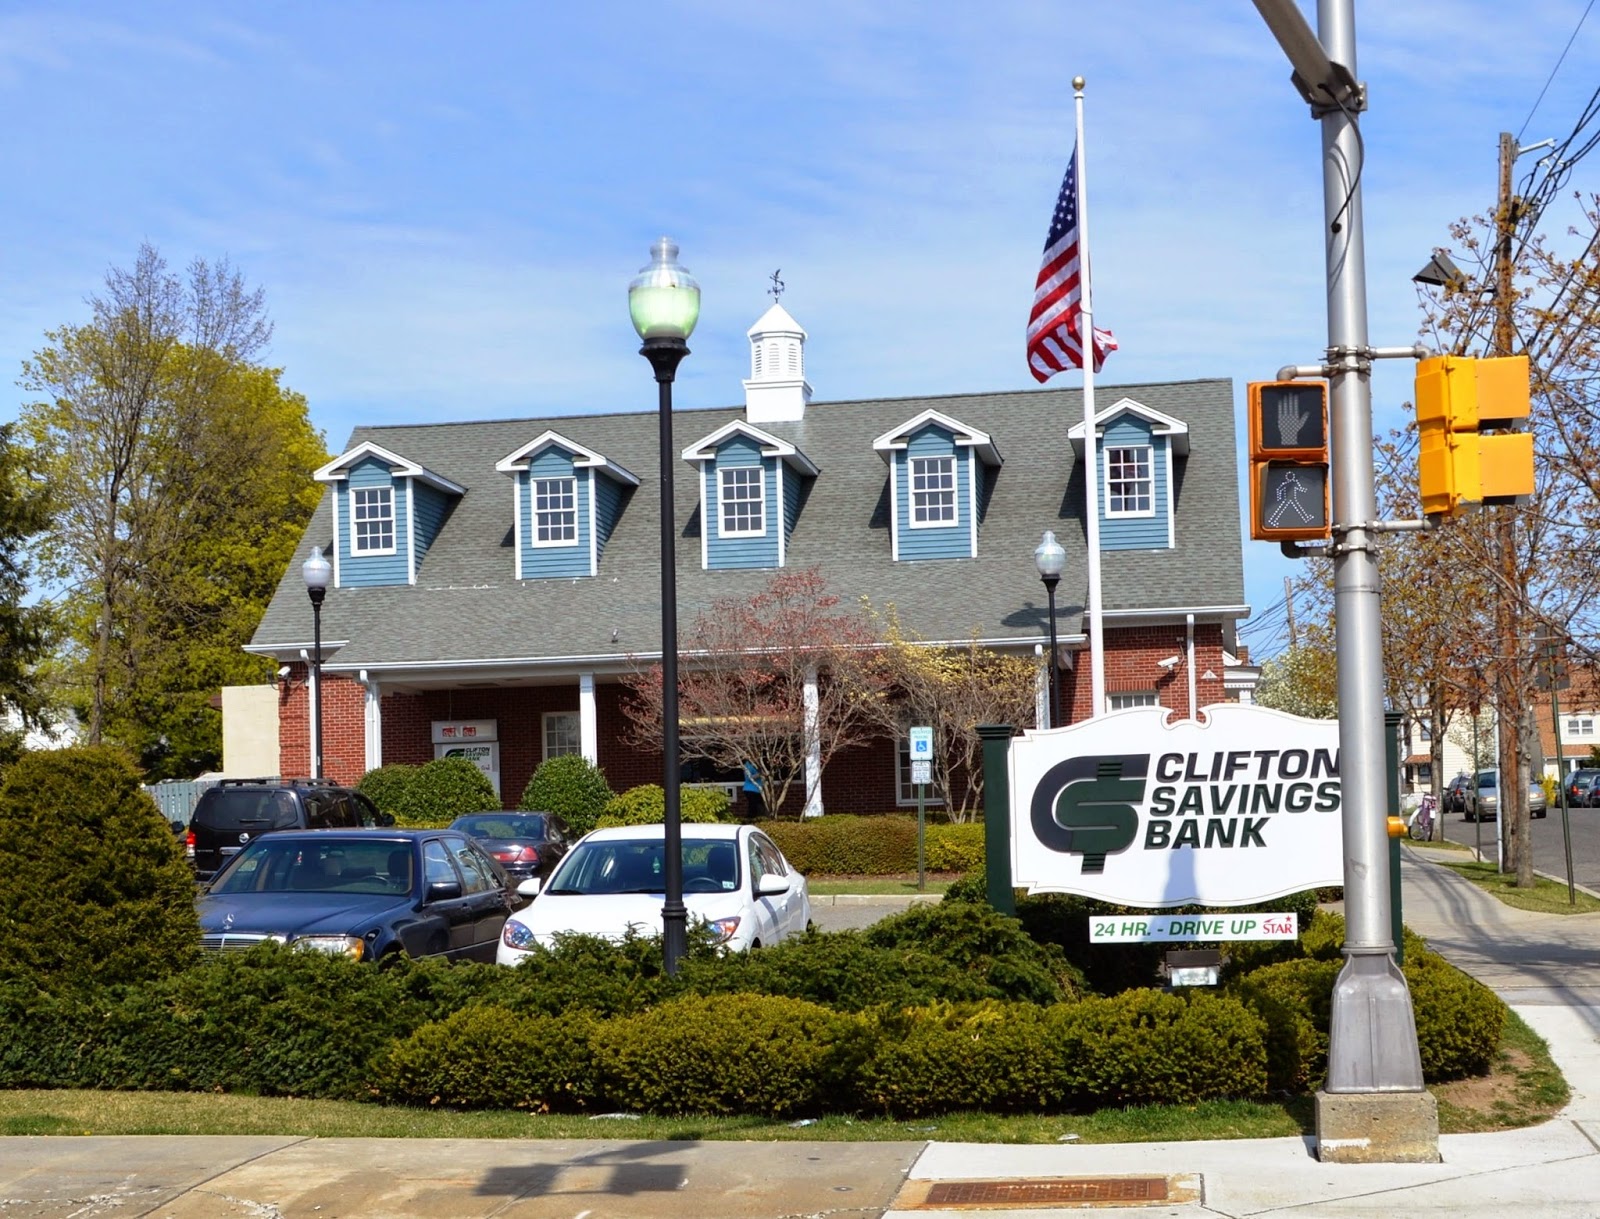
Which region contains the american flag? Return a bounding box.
[1027,144,1117,382]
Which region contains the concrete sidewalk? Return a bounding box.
[3,851,1598,1217]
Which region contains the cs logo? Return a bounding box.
[1030,754,1148,873]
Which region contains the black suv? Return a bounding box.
[189,778,391,879]
[1564,768,1600,808]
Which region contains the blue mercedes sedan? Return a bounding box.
[196,829,520,964]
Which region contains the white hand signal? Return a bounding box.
[1277,393,1309,446]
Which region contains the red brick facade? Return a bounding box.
[277,623,1234,813]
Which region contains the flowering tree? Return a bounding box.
[622,569,887,817]
[861,604,1038,821]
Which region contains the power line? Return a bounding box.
[1517,0,1597,142]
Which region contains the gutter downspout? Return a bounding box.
[1186,614,1197,720]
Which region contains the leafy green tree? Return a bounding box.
[0,423,56,752]
[1253,630,1339,719]
[19,245,325,776]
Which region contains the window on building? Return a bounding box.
[895,735,946,807]
[532,477,577,545]
[909,456,956,526]
[1566,716,1595,736]
[543,711,581,761]
[1109,691,1159,710]
[352,487,395,553]
[719,466,765,536]
[1105,446,1153,516]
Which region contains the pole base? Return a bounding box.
[1326,950,1425,1091]
[1315,1089,1439,1163]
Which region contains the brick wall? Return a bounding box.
[278,625,1234,814]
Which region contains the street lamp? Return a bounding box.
[629,236,700,975]
[1034,530,1065,728]
[301,545,332,780]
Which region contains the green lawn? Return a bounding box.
[1431,858,1600,914]
[808,876,953,896]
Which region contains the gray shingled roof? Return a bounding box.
[249,379,1245,682]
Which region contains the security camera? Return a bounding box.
[1157,656,1181,670]
[277,665,292,679]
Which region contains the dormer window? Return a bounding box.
[496,432,638,579]
[1105,446,1154,516]
[910,456,957,526]
[533,476,578,545]
[719,466,766,536]
[353,487,396,553]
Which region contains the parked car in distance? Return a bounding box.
[1465,770,1548,821]
[197,829,518,964]
[498,823,810,964]
[1566,768,1600,808]
[1443,774,1474,814]
[447,811,568,883]
[188,778,392,880]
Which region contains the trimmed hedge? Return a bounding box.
[357,764,418,820]
[355,758,500,827]
[0,746,200,988]
[596,783,729,828]
[590,993,866,1117]
[519,755,614,837]
[862,901,1084,1005]
[762,815,985,876]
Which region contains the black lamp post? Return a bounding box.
[629,237,700,974]
[302,545,332,779]
[1034,530,1065,728]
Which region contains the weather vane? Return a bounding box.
[768,269,784,301]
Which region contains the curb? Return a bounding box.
[808,892,944,907]
[1404,841,1600,901]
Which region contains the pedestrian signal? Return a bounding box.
[1248,380,1330,542]
[1415,355,1533,516]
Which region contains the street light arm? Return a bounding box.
[1252,0,1361,112]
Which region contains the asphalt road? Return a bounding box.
[1441,800,1600,892]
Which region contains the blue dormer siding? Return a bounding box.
[411,483,453,570]
[593,473,624,558]
[705,435,780,570]
[894,426,971,561]
[339,457,411,586]
[1098,415,1171,551]
[520,447,592,579]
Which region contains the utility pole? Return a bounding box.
[1284,575,1298,648]
[1492,130,1533,888]
[1253,0,1435,1162]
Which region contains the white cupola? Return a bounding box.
[742,300,812,423]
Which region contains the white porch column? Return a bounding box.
[803,664,823,818]
[1034,644,1048,728]
[579,672,598,764]
[360,670,383,771]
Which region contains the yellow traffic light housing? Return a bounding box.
[1248,380,1330,542]
[1415,354,1534,516]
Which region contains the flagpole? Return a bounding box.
[1074,75,1106,718]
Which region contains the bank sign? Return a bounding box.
[1010,704,1342,906]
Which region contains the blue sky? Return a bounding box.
[2,2,1596,657]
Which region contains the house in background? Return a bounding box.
[243,299,1253,814]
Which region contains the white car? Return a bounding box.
[497,822,810,963]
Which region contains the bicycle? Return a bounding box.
[1407,792,1439,841]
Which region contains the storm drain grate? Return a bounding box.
[925,1176,1170,1206]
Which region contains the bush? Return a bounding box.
[1227,957,1340,1091]
[862,901,1084,1005]
[0,746,200,988]
[374,1006,600,1110]
[590,993,866,1116]
[764,815,918,875]
[1047,989,1268,1109]
[596,783,728,828]
[388,757,498,826]
[358,764,419,819]
[925,822,985,872]
[519,755,615,837]
[859,1001,1054,1116]
[1407,951,1505,1080]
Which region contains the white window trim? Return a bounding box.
[329,485,342,586]
[907,454,958,529]
[776,463,787,567]
[1103,444,1156,519]
[530,474,581,549]
[587,469,598,576]
[406,481,417,584]
[1164,437,1176,548]
[511,476,524,580]
[351,485,398,556]
[542,710,582,762]
[718,465,768,538]
[1109,691,1159,710]
[887,456,900,560]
